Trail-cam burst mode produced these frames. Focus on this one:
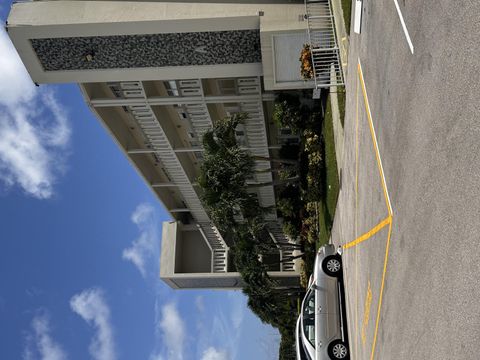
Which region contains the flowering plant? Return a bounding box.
[299,44,314,80]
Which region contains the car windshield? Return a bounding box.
[296,318,312,360]
[302,290,316,347]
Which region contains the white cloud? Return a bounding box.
[0,29,71,199]
[70,288,115,360]
[23,313,68,360]
[154,302,186,360]
[208,293,246,360]
[0,31,35,106]
[149,354,165,360]
[201,347,228,360]
[228,293,245,331]
[122,203,158,277]
[195,296,205,314]
[191,293,247,360]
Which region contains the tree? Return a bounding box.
[198,113,304,331]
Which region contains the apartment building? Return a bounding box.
[6,0,321,289]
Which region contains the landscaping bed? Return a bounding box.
[274,91,340,289]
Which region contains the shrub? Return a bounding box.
[273,94,304,132]
[283,220,300,240]
[278,167,298,181]
[299,260,309,289]
[277,197,296,218]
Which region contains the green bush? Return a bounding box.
[278,167,298,181]
[272,102,299,131]
[282,220,300,240]
[298,260,310,289]
[272,94,306,133]
[276,197,296,218]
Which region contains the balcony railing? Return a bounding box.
[304,0,344,88]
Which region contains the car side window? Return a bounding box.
[302,290,316,347]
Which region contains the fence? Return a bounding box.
[304,0,344,88]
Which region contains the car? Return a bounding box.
[296,244,349,360]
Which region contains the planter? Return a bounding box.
[300,44,314,80]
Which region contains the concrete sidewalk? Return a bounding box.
[329,0,350,177]
[331,0,350,78]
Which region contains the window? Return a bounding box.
[302,290,316,347]
[297,322,312,360]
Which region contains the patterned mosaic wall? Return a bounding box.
[30,30,262,71]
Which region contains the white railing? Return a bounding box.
[197,224,228,273]
[305,0,344,88]
[113,81,228,272]
[177,80,214,140]
[236,78,277,217]
[268,222,296,272]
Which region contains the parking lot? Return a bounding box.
[331,0,480,359]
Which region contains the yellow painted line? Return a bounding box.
[355,65,360,221]
[343,216,391,249]
[354,71,360,360]
[357,60,393,216]
[361,281,373,345]
[348,59,395,360]
[370,221,393,360]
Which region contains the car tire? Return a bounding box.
[322,255,342,277]
[328,339,349,360]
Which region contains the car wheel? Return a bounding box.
[328,339,349,359]
[322,255,342,277]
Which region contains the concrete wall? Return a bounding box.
[160,221,177,278]
[176,229,211,273]
[260,14,316,90]
[7,1,299,83]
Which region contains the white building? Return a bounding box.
[6,0,318,289]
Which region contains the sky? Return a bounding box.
[0,3,280,360]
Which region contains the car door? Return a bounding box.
[316,274,341,344]
[311,280,331,359]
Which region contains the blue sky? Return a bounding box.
[0,3,279,359]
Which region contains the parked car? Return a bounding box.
[296,244,349,360]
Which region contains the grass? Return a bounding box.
[316,93,340,250]
[341,0,352,35]
[337,88,346,127]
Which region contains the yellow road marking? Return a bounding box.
[361,281,373,345]
[355,59,394,360]
[343,216,391,249]
[370,222,393,360]
[357,61,393,216]
[354,69,360,360]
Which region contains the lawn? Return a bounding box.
[341,0,352,35]
[316,93,340,250]
[337,87,346,127]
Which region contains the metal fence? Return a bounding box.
[304,0,344,88]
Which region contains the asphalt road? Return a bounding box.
[330,0,480,359]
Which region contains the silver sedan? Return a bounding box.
[296,244,349,360]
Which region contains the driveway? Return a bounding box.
[331,0,480,359]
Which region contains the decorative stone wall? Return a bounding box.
[30,30,261,71]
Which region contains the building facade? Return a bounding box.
[6,0,313,289]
